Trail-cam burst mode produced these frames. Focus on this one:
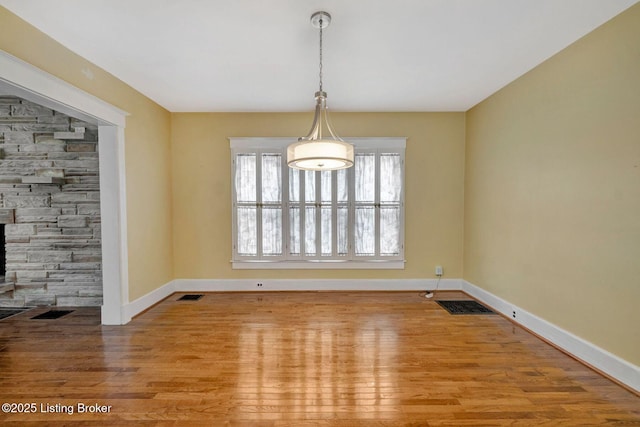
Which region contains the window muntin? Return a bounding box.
[231,138,405,268]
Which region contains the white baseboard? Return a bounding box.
[173,278,462,292]
[462,280,639,393]
[122,280,177,322]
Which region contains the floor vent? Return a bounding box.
[178,294,203,301]
[31,310,74,320]
[436,300,495,315]
[0,308,28,321]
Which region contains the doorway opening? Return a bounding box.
[1,50,128,324]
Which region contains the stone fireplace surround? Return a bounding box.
[0,96,102,307]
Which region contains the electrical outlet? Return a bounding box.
[256,283,263,287]
[435,266,443,276]
[512,310,516,319]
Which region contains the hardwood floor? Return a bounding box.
[0,291,638,425]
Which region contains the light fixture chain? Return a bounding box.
[319,15,323,92]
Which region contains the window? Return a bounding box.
[230,138,405,269]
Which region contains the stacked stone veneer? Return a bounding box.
[0,96,102,307]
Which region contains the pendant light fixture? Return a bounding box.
[287,11,354,171]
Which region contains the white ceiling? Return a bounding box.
[1,0,637,112]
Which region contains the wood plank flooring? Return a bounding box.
[0,291,638,425]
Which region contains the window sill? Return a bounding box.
[232,260,406,270]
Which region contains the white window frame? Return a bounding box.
[230,137,406,269]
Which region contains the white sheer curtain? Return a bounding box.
[235,154,256,256]
[235,152,283,257]
[379,154,401,256]
[261,154,282,256]
[234,147,402,260]
[355,153,376,256]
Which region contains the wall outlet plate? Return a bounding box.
[435,265,443,276]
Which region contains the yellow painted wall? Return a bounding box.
[171,112,465,280]
[464,5,640,364]
[0,7,174,300]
